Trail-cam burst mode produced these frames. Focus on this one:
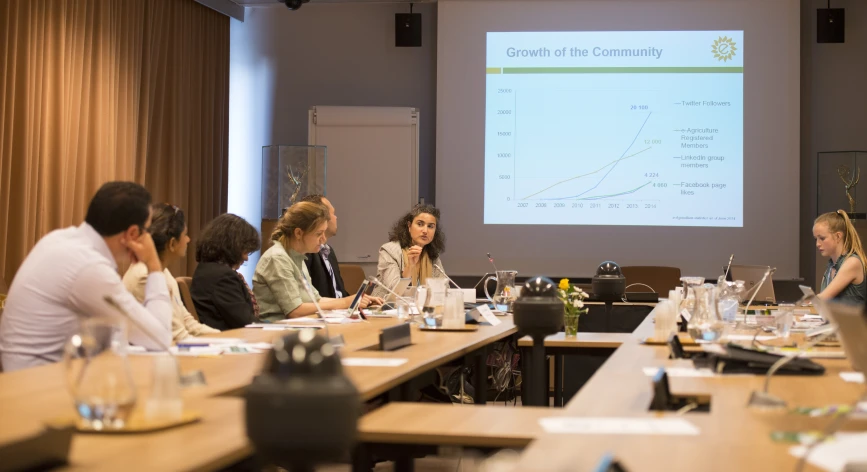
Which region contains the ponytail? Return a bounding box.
[815,209,867,274]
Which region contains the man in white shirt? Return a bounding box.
[0,181,172,371]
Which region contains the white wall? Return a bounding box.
[229,3,437,280]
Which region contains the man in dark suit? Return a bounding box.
[301,195,347,298]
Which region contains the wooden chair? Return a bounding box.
[175,277,199,321]
[620,266,682,295]
[339,264,366,294]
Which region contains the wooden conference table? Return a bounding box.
[513,310,867,471]
[3,305,866,471]
[0,316,517,471]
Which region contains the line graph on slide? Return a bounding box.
[525,112,654,201]
[503,88,664,203]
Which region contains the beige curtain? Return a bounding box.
[0,0,229,281]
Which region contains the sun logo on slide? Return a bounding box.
[711,36,737,62]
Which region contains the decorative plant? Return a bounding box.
[558,278,588,318]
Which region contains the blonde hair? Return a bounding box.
[271,202,329,249]
[815,209,867,273]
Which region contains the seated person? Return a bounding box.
[0,182,172,371]
[253,202,381,320]
[814,209,866,305]
[190,214,261,330]
[124,203,219,341]
[373,204,446,299]
[300,194,347,298]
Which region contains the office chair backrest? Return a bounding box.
[339,264,366,295]
[620,266,682,294]
[176,277,199,321]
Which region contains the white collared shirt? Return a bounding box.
[0,223,172,371]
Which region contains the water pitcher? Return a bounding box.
[484,270,518,312]
[63,318,137,430]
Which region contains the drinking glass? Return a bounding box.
[424,278,448,328]
[63,318,137,430]
[443,290,465,329]
[775,304,795,340]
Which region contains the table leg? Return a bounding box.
[351,443,372,472]
[554,353,563,407]
[395,456,415,472]
[475,347,487,405]
[520,346,530,406]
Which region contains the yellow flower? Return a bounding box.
[559,278,570,290]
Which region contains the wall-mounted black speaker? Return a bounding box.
[395,13,422,47]
[817,8,845,43]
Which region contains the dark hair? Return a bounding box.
[85,181,152,236]
[149,203,186,255]
[299,194,325,205]
[195,214,261,266]
[388,204,446,260]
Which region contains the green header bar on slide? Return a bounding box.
[490,66,743,74]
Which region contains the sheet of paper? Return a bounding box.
[476,304,502,326]
[790,432,867,472]
[246,323,298,330]
[181,337,244,345]
[341,358,408,367]
[724,334,777,341]
[841,372,865,383]
[276,318,325,324]
[539,417,700,436]
[642,366,716,378]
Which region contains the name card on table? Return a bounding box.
[477,304,501,326]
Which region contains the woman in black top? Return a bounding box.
[191,214,261,330]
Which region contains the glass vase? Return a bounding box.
[564,312,579,337]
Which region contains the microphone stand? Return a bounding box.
[369,276,422,321]
[296,273,341,346]
[103,295,206,387]
[433,264,461,290]
[723,254,734,281]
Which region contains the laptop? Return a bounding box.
[385,278,412,304]
[346,280,370,319]
[821,301,867,374]
[730,264,776,304]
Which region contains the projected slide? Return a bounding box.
[484,31,743,227]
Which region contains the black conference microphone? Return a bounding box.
[103,295,206,387]
[486,252,499,273]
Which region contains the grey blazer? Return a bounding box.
[373,241,444,299]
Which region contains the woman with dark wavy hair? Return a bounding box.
[190,214,261,330]
[374,204,446,298]
[123,203,219,341]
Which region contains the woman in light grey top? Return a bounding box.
[253,202,380,319]
[374,204,446,299]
